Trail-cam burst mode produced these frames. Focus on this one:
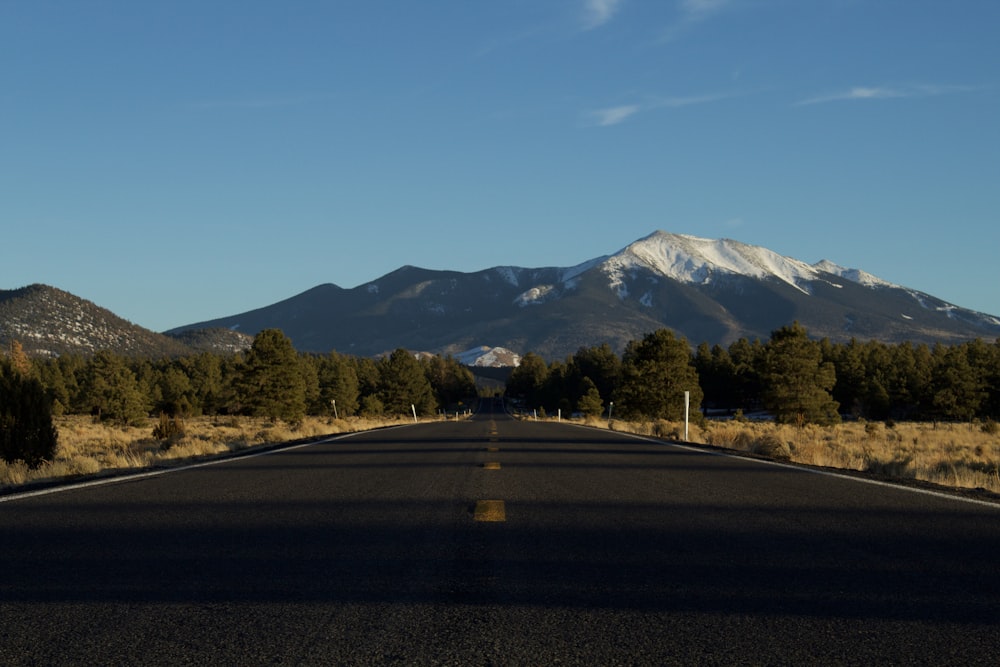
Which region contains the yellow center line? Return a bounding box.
[482,461,501,470]
[473,500,506,522]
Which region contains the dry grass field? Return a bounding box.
[0,414,427,490]
[598,417,1000,495]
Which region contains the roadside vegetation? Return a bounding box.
[3,321,1000,497]
[1,332,475,491]
[507,322,1000,496]
[0,414,429,489]
[588,416,1000,495]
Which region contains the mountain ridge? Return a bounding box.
[169,230,1000,359]
[4,231,999,361]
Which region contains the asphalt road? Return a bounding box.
[1,404,998,665]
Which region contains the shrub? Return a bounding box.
[750,433,792,461]
[153,412,186,440]
[0,366,59,468]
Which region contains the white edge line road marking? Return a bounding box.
[0,424,415,504]
[565,422,1000,510]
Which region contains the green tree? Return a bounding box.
[315,351,361,417]
[572,344,621,406]
[727,337,764,413]
[185,352,225,415]
[506,352,549,408]
[0,356,58,467]
[423,355,476,410]
[928,342,984,421]
[615,329,703,420]
[237,329,307,422]
[155,364,194,416]
[80,351,148,426]
[576,376,604,417]
[694,342,737,411]
[377,349,437,417]
[760,323,839,425]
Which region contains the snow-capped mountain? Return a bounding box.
[162,230,999,360]
[7,231,997,361]
[455,346,522,368]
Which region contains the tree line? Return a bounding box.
[506,322,1000,425]
[1,329,478,466]
[5,322,1000,468]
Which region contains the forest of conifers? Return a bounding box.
[4,322,1000,444]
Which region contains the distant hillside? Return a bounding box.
[168,231,1000,359]
[0,284,250,358]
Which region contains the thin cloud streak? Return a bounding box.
[585,90,740,127]
[797,83,985,106]
[660,0,731,42]
[582,0,625,30]
[587,105,640,126]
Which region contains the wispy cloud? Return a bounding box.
[660,0,732,42]
[582,0,625,30]
[797,83,985,106]
[587,105,641,126]
[584,91,739,126]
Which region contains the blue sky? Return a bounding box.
[3,0,998,333]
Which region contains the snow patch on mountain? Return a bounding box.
[515,285,556,306]
[603,231,819,295]
[812,259,897,288]
[456,346,521,367]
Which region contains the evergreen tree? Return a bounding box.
[576,376,604,417]
[506,352,549,408]
[377,349,437,416]
[928,342,984,421]
[316,351,361,417]
[186,352,225,415]
[615,329,703,420]
[760,323,839,425]
[572,344,621,406]
[353,356,380,399]
[155,364,194,416]
[422,355,476,410]
[830,338,869,418]
[727,337,764,413]
[694,342,737,411]
[0,358,59,468]
[237,329,307,422]
[80,351,149,426]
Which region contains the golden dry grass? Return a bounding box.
[0,414,432,490]
[595,417,1000,495]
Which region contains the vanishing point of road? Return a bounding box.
[2,402,998,665]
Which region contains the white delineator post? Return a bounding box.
[684,391,690,442]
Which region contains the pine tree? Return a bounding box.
[760,322,839,425]
[576,376,604,417]
[0,357,58,467]
[377,349,436,417]
[506,352,549,408]
[237,329,307,422]
[316,351,360,417]
[80,351,149,426]
[572,344,621,406]
[615,329,703,420]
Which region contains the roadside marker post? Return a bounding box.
[684,391,690,442]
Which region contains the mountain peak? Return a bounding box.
[603,230,820,293]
